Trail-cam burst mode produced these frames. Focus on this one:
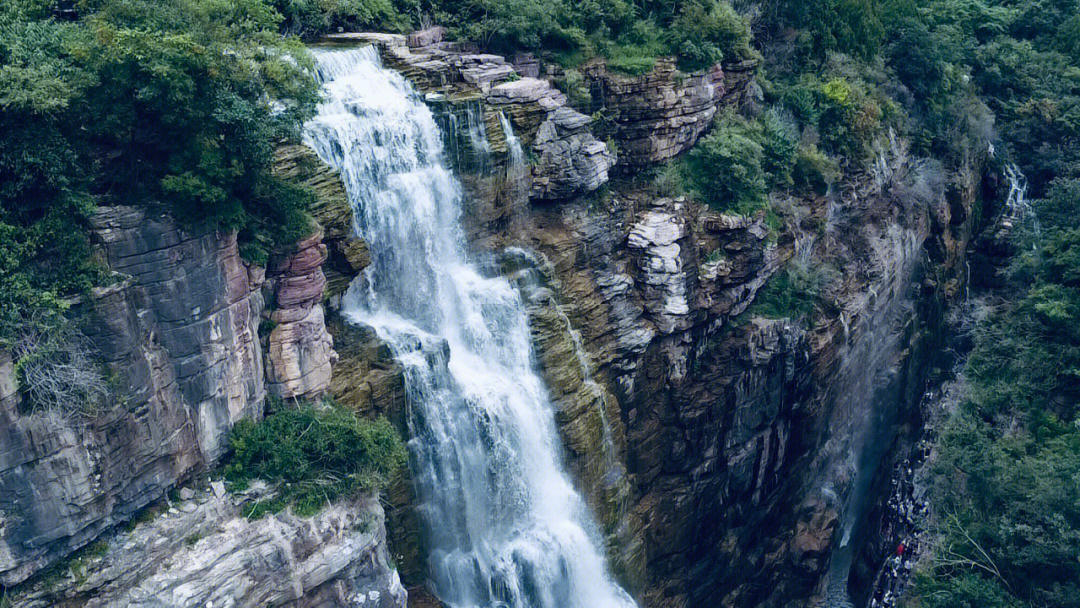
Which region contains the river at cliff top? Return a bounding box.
[302,44,636,608]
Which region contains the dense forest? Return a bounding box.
[2,1,1079,606]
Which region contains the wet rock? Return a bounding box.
[333,35,615,203]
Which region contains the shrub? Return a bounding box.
[684,116,767,214]
[792,144,840,195]
[751,260,838,320]
[224,398,407,518]
[601,19,665,76]
[753,109,798,188]
[668,0,753,71]
[553,68,593,111]
[271,0,410,39]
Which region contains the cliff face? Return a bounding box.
[580,57,759,169]
[1,153,403,606]
[1,30,981,608]
[0,205,266,587]
[336,31,980,607]
[496,155,974,608]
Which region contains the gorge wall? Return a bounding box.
[336,30,980,608]
[0,148,405,606]
[1,28,982,608]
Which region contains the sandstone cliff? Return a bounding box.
[0,152,404,606]
[330,31,980,606]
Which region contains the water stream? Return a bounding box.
[303,44,635,608]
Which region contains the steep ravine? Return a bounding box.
[1,28,984,608]
[339,30,982,608]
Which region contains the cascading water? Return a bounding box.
[303,45,636,608]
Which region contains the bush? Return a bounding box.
[751,260,838,320]
[667,0,753,71]
[792,144,840,195]
[224,398,407,518]
[431,0,752,74]
[752,109,798,188]
[271,0,411,38]
[684,116,767,214]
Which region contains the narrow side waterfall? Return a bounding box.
[303,45,636,608]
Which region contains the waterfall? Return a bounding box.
[303,45,636,608]
[499,112,526,177]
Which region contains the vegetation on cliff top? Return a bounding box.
[0,0,323,344]
[224,397,407,518]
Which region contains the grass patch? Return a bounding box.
[224,398,406,519]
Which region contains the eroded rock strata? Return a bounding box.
[1,28,983,608]
[0,155,404,606]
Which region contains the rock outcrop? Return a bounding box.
[265,231,337,400]
[273,144,370,304]
[10,486,405,608]
[480,139,976,607]
[581,56,759,169]
[0,146,409,607]
[529,106,616,200]
[328,33,616,204]
[0,205,266,587]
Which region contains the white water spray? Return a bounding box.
[303,45,635,608]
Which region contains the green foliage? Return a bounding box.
[751,260,838,320]
[553,68,593,110]
[682,110,797,214]
[0,0,321,339]
[666,0,753,71]
[224,398,407,518]
[792,144,840,195]
[271,0,412,38]
[684,118,766,214]
[882,7,1080,603]
[883,0,1080,192]
[427,0,754,74]
[912,179,1080,608]
[758,0,916,64]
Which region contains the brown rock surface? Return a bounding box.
[0,206,265,586]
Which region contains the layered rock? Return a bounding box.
[0,205,266,586]
[265,231,337,400]
[274,144,370,303]
[530,107,616,200]
[478,133,982,607]
[581,56,758,168]
[328,33,615,205]
[10,486,405,608]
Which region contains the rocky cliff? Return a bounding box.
[1,29,983,608]
[0,205,267,588]
[12,486,404,608]
[329,31,981,607]
[0,152,405,606]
